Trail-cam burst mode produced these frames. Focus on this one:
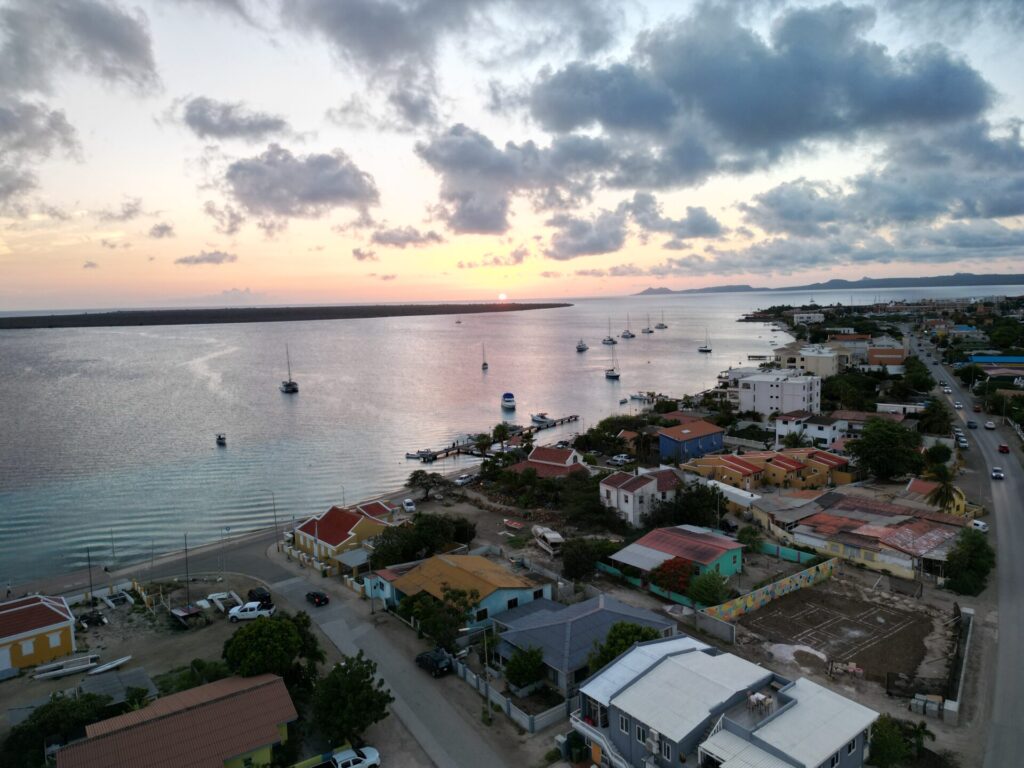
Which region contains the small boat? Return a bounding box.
[503,518,524,531]
[482,343,488,371]
[576,338,589,352]
[605,347,621,380]
[641,314,654,334]
[216,433,227,446]
[602,318,617,345]
[698,328,712,354]
[621,314,635,339]
[405,449,434,459]
[455,317,462,324]
[88,655,132,676]
[531,412,553,424]
[619,397,628,404]
[630,392,651,401]
[280,344,299,393]
[655,311,667,330]
[501,392,516,410]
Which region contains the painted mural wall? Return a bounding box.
[703,558,837,621]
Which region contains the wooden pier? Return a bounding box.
[406,414,580,462]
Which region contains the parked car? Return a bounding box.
[306,590,330,607]
[957,438,969,450]
[973,404,983,412]
[999,443,1010,454]
[984,421,996,430]
[607,454,633,467]
[454,474,475,487]
[719,519,738,534]
[967,420,978,429]
[330,746,381,768]
[971,520,989,533]
[247,587,272,607]
[402,498,416,512]
[991,467,1005,480]
[229,601,276,622]
[953,401,963,409]
[415,648,453,678]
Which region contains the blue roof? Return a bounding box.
[952,324,977,331]
[970,355,1024,365]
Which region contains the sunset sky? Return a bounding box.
[2,0,1023,309]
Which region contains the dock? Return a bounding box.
[747,354,771,361]
[406,414,579,462]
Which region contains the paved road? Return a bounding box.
[914,342,1023,767]
[269,575,515,768]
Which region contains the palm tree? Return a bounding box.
[492,422,511,452]
[474,432,492,455]
[901,719,936,757]
[782,431,810,449]
[925,463,957,511]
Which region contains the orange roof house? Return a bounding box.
[294,505,388,562]
[507,446,589,478]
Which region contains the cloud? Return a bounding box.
[0,165,35,212]
[620,192,724,241]
[0,0,159,95]
[216,286,262,302]
[174,0,255,24]
[540,270,562,278]
[178,96,291,142]
[458,245,529,269]
[0,100,79,211]
[545,209,627,260]
[367,272,397,281]
[97,197,143,222]
[370,225,443,248]
[175,249,238,265]
[203,200,245,235]
[99,238,129,249]
[82,260,98,269]
[148,222,175,238]
[352,246,377,261]
[223,144,379,228]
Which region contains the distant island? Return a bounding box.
[636,272,1024,296]
[0,302,572,330]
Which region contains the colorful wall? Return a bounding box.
[703,559,837,622]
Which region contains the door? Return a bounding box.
[0,644,11,671]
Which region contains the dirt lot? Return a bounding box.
[737,578,939,682]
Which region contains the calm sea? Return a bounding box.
[1,285,1018,584]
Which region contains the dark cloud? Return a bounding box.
[203,200,245,235]
[620,192,724,241]
[0,165,35,211]
[458,245,529,269]
[175,249,238,265]
[148,222,175,238]
[881,0,1024,35]
[370,225,443,248]
[544,209,626,260]
[179,97,291,142]
[0,100,79,211]
[224,144,379,227]
[739,179,848,237]
[0,0,159,95]
[352,246,377,261]
[82,260,98,269]
[97,197,143,222]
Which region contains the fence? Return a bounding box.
[703,559,837,622]
[758,541,820,564]
[451,659,571,733]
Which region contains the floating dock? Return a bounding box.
[405,414,579,462]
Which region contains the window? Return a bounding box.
[619,715,629,734]
[48,631,62,649]
[475,608,488,622]
[661,740,672,760]
[830,752,840,767]
[636,725,646,743]
[847,738,857,754]
[507,597,518,610]
[639,495,644,504]
[605,490,610,500]
[20,639,34,655]
[533,588,544,599]
[661,491,666,500]
[624,495,629,503]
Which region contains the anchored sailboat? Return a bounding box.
[602,318,617,345]
[280,345,299,393]
[605,347,621,379]
[698,328,712,354]
[621,314,636,339]
[482,343,489,371]
[641,314,654,334]
[655,311,667,330]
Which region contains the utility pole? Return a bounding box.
[183,533,191,609]
[86,546,94,606]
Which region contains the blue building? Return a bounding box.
[658,420,725,462]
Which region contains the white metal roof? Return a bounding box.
[578,635,708,706]
[609,543,673,572]
[610,652,771,743]
[701,729,793,768]
[754,678,878,766]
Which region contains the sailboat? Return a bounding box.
[280,345,299,393]
[455,317,462,324]
[698,328,712,354]
[576,338,589,352]
[621,314,636,339]
[602,319,617,345]
[655,311,667,330]
[605,347,621,379]
[641,314,654,334]
[482,343,489,371]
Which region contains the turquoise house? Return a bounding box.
[609,524,744,578]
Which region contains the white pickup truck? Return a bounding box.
[228,601,276,622]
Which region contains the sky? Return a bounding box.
[1,0,1023,310]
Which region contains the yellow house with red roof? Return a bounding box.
[293,505,388,563]
[1,595,76,670]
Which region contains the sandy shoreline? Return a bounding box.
[0,301,572,330]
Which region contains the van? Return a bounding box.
[971,520,989,533]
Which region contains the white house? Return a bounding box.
[599,468,691,527]
[793,312,825,324]
[738,372,821,418]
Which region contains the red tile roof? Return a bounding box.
[719,455,762,476]
[0,595,74,640]
[830,333,871,341]
[619,475,656,493]
[297,506,362,547]
[508,460,588,478]
[660,420,724,442]
[830,410,904,423]
[634,526,743,566]
[650,469,684,492]
[659,411,704,424]
[357,501,393,519]
[601,472,635,489]
[58,675,297,768]
[766,454,805,472]
[528,446,577,466]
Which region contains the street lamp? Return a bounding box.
[257,488,279,550]
[220,526,230,579]
[460,626,490,681]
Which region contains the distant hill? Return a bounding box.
[635,272,1024,296]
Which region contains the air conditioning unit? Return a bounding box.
[644,737,659,752]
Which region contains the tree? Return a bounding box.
[848,419,924,481]
[955,364,986,388]
[369,513,467,568]
[737,525,763,555]
[492,422,511,451]
[945,528,996,596]
[924,464,957,510]
[2,693,112,768]
[917,398,953,435]
[474,432,492,455]
[649,557,694,594]
[405,585,479,650]
[588,622,662,673]
[447,514,476,544]
[868,714,909,768]
[313,652,395,747]
[222,611,324,702]
[688,570,729,606]
[561,538,617,579]
[781,431,810,449]
[900,719,936,758]
[505,646,546,689]
[643,483,723,529]
[408,469,444,501]
[923,443,952,466]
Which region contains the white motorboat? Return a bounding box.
[531,412,553,424]
[501,392,516,409]
[576,339,589,352]
[280,344,299,393]
[215,433,226,446]
[698,328,712,353]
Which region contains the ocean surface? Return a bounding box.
[1,285,1018,584]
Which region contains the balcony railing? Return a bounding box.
[570,709,632,768]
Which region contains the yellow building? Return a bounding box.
[57,674,296,768]
[293,505,389,564]
[686,449,853,492]
[0,594,76,670]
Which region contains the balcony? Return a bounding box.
[570,709,631,768]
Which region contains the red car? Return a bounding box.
[973,404,983,413]
[999,444,1010,454]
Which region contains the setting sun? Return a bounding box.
[498,293,507,301]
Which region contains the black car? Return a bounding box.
[306,590,330,607]
[248,587,272,607]
[966,420,978,429]
[415,648,453,678]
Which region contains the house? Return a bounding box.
[572,635,877,768]
[494,594,675,695]
[903,478,968,518]
[56,674,297,768]
[827,333,871,363]
[610,525,744,579]
[685,454,764,491]
[774,344,839,377]
[384,554,551,628]
[1,595,76,671]
[737,372,822,417]
[599,468,691,527]
[792,311,825,324]
[293,505,388,564]
[866,347,907,370]
[830,409,904,438]
[356,500,399,524]
[617,430,638,453]
[774,411,812,444]
[658,420,724,462]
[774,412,846,448]
[507,446,589,478]
[688,449,852,491]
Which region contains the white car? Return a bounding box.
[331,746,381,768]
[942,387,952,394]
[953,401,963,409]
[607,454,633,467]
[984,421,996,430]
[229,601,276,622]
[454,474,475,487]
[971,520,989,533]
[991,467,1005,480]
[402,498,416,512]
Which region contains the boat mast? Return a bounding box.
[286,344,292,381]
